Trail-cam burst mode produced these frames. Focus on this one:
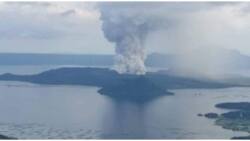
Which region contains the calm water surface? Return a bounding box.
[0,65,248,139]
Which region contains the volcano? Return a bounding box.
[98,76,173,101]
[0,67,234,101]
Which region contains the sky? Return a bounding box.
[1,2,250,56]
[0,2,113,54]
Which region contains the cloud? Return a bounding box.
[0,2,114,55]
[0,2,99,39]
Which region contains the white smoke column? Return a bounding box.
[99,3,161,75]
[98,2,247,79]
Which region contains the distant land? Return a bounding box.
[0,134,15,139]
[0,53,174,67]
[0,67,245,101]
[0,49,249,70]
[0,49,250,73]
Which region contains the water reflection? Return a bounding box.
[100,95,166,139]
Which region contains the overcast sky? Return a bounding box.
[1,2,250,55]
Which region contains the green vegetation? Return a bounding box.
[216,117,250,132]
[208,102,250,139]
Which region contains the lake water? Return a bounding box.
[0,65,249,139]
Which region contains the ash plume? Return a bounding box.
[99,3,162,75]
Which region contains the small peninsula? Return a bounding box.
[204,102,250,139]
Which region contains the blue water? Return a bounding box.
[0,65,248,139]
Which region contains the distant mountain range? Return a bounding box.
[0,53,173,67]
[0,50,249,70]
